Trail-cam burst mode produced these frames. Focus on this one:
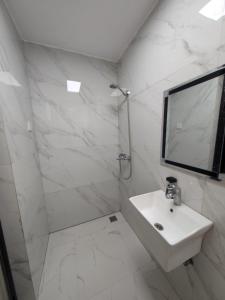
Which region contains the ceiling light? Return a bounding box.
[67,80,81,93]
[199,0,225,20]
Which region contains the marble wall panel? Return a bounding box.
[0,109,36,300]
[0,0,49,297]
[24,43,121,232]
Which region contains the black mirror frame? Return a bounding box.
[161,65,225,180]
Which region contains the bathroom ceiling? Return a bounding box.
[4,0,158,62]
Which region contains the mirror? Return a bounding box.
[162,66,225,179]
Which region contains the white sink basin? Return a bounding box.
[129,190,213,272]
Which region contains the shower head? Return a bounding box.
[109,83,130,97]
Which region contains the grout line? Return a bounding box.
[49,210,121,235]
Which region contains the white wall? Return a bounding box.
[24,43,121,232]
[0,108,36,300]
[119,0,225,299]
[0,0,49,298]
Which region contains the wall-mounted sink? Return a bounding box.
[129,190,213,272]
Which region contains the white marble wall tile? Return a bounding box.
[0,165,35,300]
[118,0,225,299]
[25,43,120,232]
[39,145,119,194]
[194,252,225,300]
[0,0,49,298]
[46,179,120,232]
[13,159,49,294]
[163,263,211,300]
[0,108,36,300]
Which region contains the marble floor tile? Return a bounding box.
[39,213,180,300]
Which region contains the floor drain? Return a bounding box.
[109,216,117,223]
[154,223,164,231]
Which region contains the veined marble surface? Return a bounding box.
[118,0,225,299]
[24,43,121,232]
[0,0,49,298]
[0,109,36,300]
[39,212,180,300]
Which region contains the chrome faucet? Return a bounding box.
[165,177,181,206]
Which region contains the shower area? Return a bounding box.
[0,7,139,296]
[110,83,132,180]
[23,41,134,235]
[24,44,123,233]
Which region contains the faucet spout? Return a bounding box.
[165,177,181,206]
